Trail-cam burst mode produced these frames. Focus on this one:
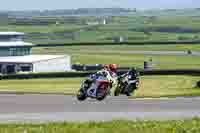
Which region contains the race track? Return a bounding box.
[69,50,200,56]
[0,94,200,123]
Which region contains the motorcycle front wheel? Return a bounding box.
[114,86,121,96]
[96,87,108,101]
[76,89,87,101]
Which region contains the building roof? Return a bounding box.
[0,55,69,63]
[0,41,34,47]
[0,32,25,36]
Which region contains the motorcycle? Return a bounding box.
[76,73,111,101]
[114,69,140,96]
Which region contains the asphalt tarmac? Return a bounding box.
[0,94,200,123]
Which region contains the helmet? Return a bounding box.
[131,67,137,71]
[129,67,137,74]
[109,64,117,72]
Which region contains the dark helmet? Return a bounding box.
[130,67,137,72]
[128,67,137,75]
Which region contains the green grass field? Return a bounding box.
[0,25,87,33]
[1,118,200,133]
[4,10,200,43]
[0,75,199,98]
[33,44,200,52]
[32,45,200,69]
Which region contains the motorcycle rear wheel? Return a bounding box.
[125,84,136,96]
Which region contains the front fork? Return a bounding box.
[87,82,99,97]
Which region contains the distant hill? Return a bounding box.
[3,8,135,18]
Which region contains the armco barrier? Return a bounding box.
[1,69,200,80]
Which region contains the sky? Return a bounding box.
[1,0,199,11]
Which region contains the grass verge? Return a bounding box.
[0,75,199,98]
[33,45,200,69]
[1,118,200,133]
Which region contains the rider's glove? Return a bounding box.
[102,71,108,77]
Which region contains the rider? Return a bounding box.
[108,64,118,78]
[88,64,118,96]
[108,64,119,95]
[117,67,140,96]
[83,64,117,87]
[120,67,139,79]
[131,67,140,80]
[100,64,118,94]
[97,64,118,84]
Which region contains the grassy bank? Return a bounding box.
[1,118,200,133]
[33,46,200,69]
[0,75,199,98]
[33,44,200,52]
[0,78,82,94]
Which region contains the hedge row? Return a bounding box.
[36,41,200,47]
[1,69,200,80]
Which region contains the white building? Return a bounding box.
[0,32,71,74]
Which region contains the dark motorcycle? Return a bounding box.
[114,69,140,96]
[77,73,111,101]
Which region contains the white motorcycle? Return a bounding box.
[77,73,111,101]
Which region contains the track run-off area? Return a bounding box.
[0,94,200,123]
[0,50,200,123]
